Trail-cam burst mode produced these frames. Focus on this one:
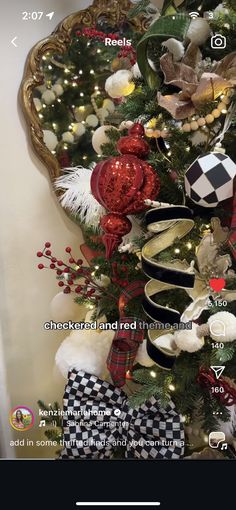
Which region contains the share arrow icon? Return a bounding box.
[46,12,54,20]
[211,366,225,379]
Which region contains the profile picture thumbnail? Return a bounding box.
[9,406,34,431]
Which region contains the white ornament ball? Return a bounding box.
[97,108,109,123]
[135,339,154,367]
[186,18,211,46]
[92,125,118,155]
[208,312,236,343]
[74,106,86,122]
[174,323,204,353]
[42,89,56,105]
[86,114,99,127]
[62,131,74,144]
[43,129,58,151]
[105,70,135,98]
[50,291,81,322]
[33,98,42,112]
[73,122,86,138]
[102,98,115,113]
[52,84,64,97]
[119,120,134,130]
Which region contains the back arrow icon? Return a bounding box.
[11,37,18,47]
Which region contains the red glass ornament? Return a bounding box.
[100,213,132,258]
[91,155,144,212]
[117,136,149,158]
[91,122,160,258]
[129,123,145,137]
[124,161,160,214]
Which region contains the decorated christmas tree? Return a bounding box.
[36,0,236,459]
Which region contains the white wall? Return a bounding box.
[0,0,164,458]
[0,0,93,459]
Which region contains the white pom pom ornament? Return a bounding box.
[42,89,56,105]
[43,129,58,151]
[131,62,142,79]
[105,70,135,98]
[186,18,211,46]
[102,98,115,113]
[73,122,86,138]
[162,38,185,61]
[86,114,99,127]
[174,323,204,353]
[55,328,114,379]
[50,292,83,322]
[52,84,64,96]
[62,131,74,144]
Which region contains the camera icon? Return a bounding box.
[211,34,226,49]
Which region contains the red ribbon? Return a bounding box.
[107,280,146,387]
[197,367,236,406]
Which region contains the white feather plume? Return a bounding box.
[55,166,105,227]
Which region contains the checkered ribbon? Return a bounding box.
[228,192,236,260]
[59,369,185,460]
[107,281,146,387]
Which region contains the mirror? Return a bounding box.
[21,0,146,182]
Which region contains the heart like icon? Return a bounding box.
[209,278,226,292]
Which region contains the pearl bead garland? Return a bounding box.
[181,89,233,133]
[143,89,234,139]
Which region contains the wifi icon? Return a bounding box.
[189,11,200,18]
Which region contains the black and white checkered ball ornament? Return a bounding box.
[184,152,236,208]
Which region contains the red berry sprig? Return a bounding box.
[76,27,136,65]
[36,242,117,304]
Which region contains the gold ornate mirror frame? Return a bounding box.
[20,0,147,181]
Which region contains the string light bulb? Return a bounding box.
[169,384,175,392]
[150,371,156,378]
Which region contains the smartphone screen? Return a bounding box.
[1,0,236,484]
